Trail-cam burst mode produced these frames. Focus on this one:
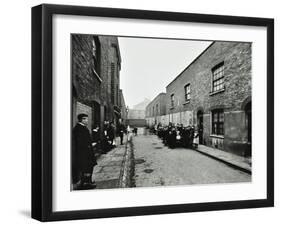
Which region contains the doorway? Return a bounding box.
[93,101,101,128]
[197,110,204,144]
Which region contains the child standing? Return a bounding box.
[193,130,199,149]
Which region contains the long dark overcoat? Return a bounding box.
[72,123,97,182]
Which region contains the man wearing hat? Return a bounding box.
[72,113,97,190]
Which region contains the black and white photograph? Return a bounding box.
[71,34,252,191]
[30,2,274,222]
[0,0,278,224]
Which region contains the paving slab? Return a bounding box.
[92,136,128,189]
[196,144,252,174]
[96,179,120,189]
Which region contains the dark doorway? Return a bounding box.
[93,101,101,128]
[197,110,204,144]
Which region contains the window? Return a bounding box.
[212,109,224,135]
[156,104,159,115]
[184,84,191,101]
[170,94,175,108]
[92,39,98,70]
[212,62,224,92]
[92,40,97,57]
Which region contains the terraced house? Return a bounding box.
[146,41,252,156]
[72,34,126,132]
[145,93,167,127]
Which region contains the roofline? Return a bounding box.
[166,41,215,88]
[146,92,166,108]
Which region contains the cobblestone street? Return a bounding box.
[133,133,251,188]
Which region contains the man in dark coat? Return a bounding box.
[118,122,126,145]
[107,122,115,147]
[72,113,97,190]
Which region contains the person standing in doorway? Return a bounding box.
[72,113,97,190]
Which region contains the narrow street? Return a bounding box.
[133,132,251,187]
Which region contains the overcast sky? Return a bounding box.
[118,37,211,108]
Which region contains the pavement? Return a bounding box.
[196,144,252,174]
[92,136,128,189]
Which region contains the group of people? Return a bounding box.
[72,113,128,190]
[151,123,199,149]
[93,120,128,152]
[72,114,200,190]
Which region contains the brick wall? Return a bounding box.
[126,119,147,127]
[128,109,145,119]
[119,89,127,121]
[99,36,122,124]
[72,34,122,131]
[166,42,251,113]
[165,41,251,155]
[72,35,101,104]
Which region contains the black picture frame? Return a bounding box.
[31,3,274,222]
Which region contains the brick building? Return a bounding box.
[126,98,150,127]
[147,41,251,156]
[119,89,127,122]
[145,93,167,126]
[126,109,145,127]
[72,34,125,132]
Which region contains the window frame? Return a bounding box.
[184,83,191,102]
[211,109,224,136]
[92,38,100,74]
[170,94,175,108]
[212,62,225,92]
[156,104,159,115]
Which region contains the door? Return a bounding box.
[197,110,204,144]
